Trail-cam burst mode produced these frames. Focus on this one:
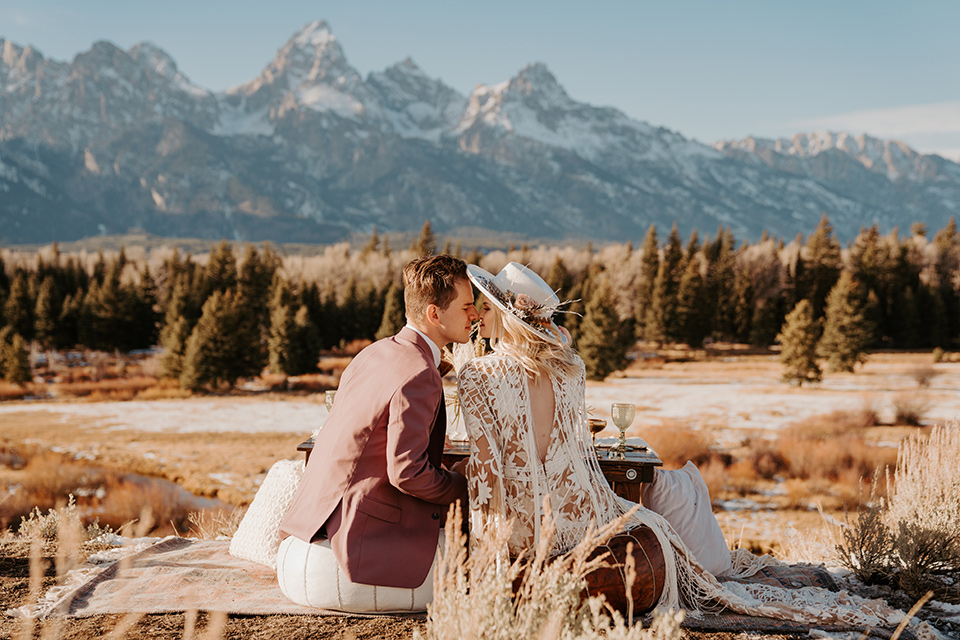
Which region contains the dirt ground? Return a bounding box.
[0,548,813,640]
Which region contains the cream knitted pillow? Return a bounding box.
[229,459,304,569]
[640,460,732,576]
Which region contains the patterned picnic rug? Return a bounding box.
[9,537,916,638]
[10,537,360,619]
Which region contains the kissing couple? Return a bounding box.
[274,254,908,631]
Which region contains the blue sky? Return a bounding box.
[2,0,959,159]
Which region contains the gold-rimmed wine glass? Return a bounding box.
[610,403,636,458]
[587,418,606,453]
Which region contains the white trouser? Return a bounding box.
[276,532,444,613]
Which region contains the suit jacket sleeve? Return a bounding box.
[386,368,466,504]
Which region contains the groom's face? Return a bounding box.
[434,279,479,345]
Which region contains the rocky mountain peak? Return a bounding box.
[717,131,954,183]
[274,19,354,85]
[1,39,44,75]
[128,42,177,77]
[507,62,569,102]
[232,19,368,117]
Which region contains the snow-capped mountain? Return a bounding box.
[1,21,958,245]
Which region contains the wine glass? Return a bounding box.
[610,403,636,457]
[587,418,606,452]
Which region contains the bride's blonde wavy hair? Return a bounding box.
[487,304,579,381]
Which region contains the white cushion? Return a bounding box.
[640,460,732,576]
[229,459,304,568]
[276,531,443,613]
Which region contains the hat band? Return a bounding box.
[479,275,557,332]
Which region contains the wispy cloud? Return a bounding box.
[792,101,960,137]
[789,102,960,161]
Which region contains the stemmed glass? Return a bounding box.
[610,403,636,458]
[588,418,606,454]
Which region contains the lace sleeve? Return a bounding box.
[457,362,506,539]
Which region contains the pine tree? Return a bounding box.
[750,297,783,347]
[731,268,754,343]
[412,220,437,257]
[289,305,321,375]
[361,227,380,257]
[33,275,61,350]
[268,294,295,375]
[804,214,842,318]
[57,291,83,349]
[578,281,631,381]
[778,299,822,385]
[4,272,34,341]
[933,218,960,344]
[545,257,574,300]
[125,265,160,350]
[634,225,658,338]
[238,243,274,330]
[818,272,873,372]
[704,227,737,340]
[376,281,405,340]
[676,253,709,347]
[647,224,683,343]
[159,278,194,379]
[1,331,31,386]
[204,240,238,297]
[180,290,260,390]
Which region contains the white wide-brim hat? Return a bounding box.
[467,262,570,346]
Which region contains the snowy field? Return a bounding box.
[2,364,958,442]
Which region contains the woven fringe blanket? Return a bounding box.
[8,537,920,638]
[10,537,356,619]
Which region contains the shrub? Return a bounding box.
[837,424,960,603]
[18,495,114,548]
[909,366,940,389]
[891,393,931,426]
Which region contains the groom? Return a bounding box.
[278,254,477,607]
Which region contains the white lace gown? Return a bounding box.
[457,353,910,629]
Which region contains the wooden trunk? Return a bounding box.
[583,525,666,615]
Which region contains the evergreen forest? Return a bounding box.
[1,215,959,388]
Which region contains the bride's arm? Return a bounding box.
[457,363,505,521]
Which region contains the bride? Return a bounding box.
[455,261,908,627]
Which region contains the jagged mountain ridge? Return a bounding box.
[1,20,958,245]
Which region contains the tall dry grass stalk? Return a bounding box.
[887,422,960,534]
[418,504,685,640]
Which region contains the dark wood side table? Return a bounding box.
[297,438,662,503]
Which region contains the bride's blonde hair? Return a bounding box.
[487,305,579,381]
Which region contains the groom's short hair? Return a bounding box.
[403,255,468,321]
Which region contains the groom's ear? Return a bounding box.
[423,303,442,327]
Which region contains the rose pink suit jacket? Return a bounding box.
[279,327,467,589]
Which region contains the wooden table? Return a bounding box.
[297,438,662,503]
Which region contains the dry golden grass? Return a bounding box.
[286,372,339,392]
[422,503,685,640]
[0,381,33,401]
[51,376,159,399]
[638,420,717,469]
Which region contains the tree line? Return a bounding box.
[1,216,958,387]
